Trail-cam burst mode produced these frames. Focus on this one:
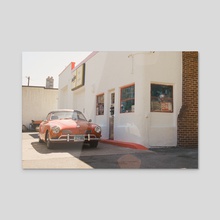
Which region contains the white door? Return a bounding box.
[109,90,115,139]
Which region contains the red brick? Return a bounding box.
[177,52,198,147]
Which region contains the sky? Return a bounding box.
[22,51,92,88]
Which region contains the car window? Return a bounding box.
[72,112,78,120]
[51,115,59,120]
[48,111,87,121]
[50,111,73,120]
[77,112,87,121]
[46,113,51,121]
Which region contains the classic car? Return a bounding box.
[38,109,102,149]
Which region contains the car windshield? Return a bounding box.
[50,111,87,121]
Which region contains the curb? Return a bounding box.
[100,139,148,150]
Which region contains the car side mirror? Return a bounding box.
[88,119,92,122]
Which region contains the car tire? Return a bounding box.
[46,132,53,149]
[90,140,98,148]
[39,136,44,143]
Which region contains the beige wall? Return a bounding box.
[22,86,58,128]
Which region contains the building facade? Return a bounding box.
[58,51,198,148]
[22,86,58,128]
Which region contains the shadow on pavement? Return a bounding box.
[29,133,39,139]
[31,141,97,159]
[78,153,143,169]
[30,141,143,169]
[30,139,198,169]
[78,147,199,169]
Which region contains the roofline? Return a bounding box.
[71,51,99,72]
[58,52,98,76]
[22,85,58,90]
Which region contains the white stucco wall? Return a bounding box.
[22,86,58,128]
[58,51,182,147]
[58,63,73,109]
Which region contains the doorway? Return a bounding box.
[109,90,115,140]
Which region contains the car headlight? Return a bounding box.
[52,126,60,134]
[95,126,101,133]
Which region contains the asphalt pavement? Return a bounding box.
[22,132,198,169]
[78,146,198,169]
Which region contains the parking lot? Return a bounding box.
[22,132,198,169]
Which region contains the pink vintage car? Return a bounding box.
[38,109,102,149]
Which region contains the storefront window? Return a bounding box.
[96,94,104,115]
[151,84,173,112]
[120,84,135,113]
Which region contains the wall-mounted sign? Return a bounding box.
[71,63,85,91]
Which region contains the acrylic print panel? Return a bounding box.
[22,51,198,169]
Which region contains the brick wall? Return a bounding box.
[177,52,198,147]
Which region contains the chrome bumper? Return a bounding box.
[49,134,100,143]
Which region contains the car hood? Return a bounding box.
[50,119,91,129]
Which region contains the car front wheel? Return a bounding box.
[46,132,53,149]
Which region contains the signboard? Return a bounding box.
[71,64,85,91]
[161,102,172,112]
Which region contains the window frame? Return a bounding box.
[150,83,173,113]
[120,83,135,113]
[96,93,105,115]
